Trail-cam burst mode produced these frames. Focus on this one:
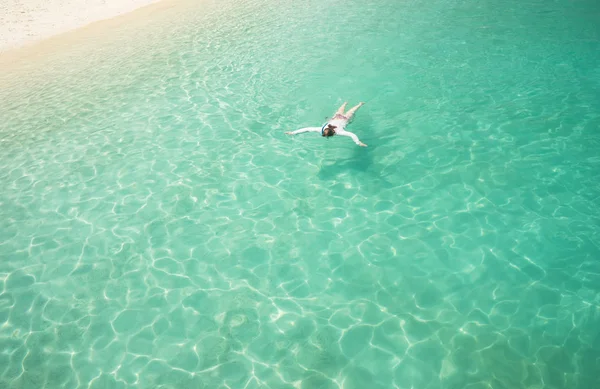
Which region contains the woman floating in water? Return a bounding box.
[285,102,367,147]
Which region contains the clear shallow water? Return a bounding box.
[1,0,600,387]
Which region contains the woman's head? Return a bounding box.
[322,124,336,137]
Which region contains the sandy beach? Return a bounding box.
[0,0,161,53]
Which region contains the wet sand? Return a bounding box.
[0,0,162,53]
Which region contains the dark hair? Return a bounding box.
[322,124,336,137]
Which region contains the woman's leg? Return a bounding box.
[335,102,348,116]
[344,102,364,120]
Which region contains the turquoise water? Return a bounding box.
[1,0,600,387]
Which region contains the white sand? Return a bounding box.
[0,0,160,53]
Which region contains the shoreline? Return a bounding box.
[0,0,182,77]
[0,0,163,54]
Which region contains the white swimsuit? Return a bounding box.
[289,116,363,146]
